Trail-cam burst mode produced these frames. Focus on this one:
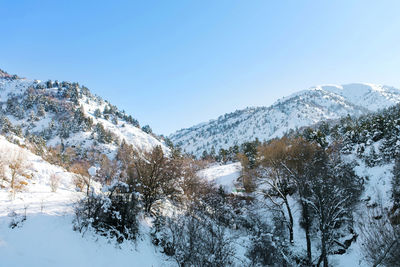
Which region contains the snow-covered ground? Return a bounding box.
[197,162,241,192]
[0,215,168,267]
[0,136,170,267]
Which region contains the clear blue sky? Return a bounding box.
[2,1,400,135]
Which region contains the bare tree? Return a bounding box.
[70,161,91,196]
[97,153,117,185]
[50,173,61,192]
[237,152,257,193]
[359,200,400,267]
[0,151,6,188]
[160,204,235,267]
[257,137,362,266]
[128,145,181,213]
[257,137,303,245]
[302,150,362,267]
[179,158,208,202]
[284,138,322,265]
[6,150,31,198]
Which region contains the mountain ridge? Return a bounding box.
[170,83,400,156]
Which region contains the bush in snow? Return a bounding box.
[73,181,139,243]
[246,219,291,266]
[8,210,27,229]
[151,186,239,267]
[0,149,32,198]
[154,207,235,267]
[49,173,61,192]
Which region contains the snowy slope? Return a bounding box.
[197,162,241,193]
[0,71,166,157]
[0,136,171,267]
[78,94,164,155]
[0,215,169,267]
[0,135,81,217]
[170,83,400,156]
[316,83,400,111]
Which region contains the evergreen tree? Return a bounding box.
[392,159,400,206]
[141,125,152,134]
[94,108,102,118]
[37,104,45,117]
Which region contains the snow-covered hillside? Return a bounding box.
[0,135,81,217]
[0,70,166,157]
[170,83,400,156]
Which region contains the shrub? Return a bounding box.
[74,182,139,243]
[50,173,61,192]
[153,202,235,267]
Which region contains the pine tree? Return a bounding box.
[392,159,400,206]
[94,108,102,118]
[141,125,152,134]
[37,104,45,117]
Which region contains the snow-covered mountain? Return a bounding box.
[0,69,166,157]
[170,83,400,156]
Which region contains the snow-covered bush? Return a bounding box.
[8,210,27,229]
[245,213,292,267]
[152,187,239,267]
[73,181,139,243]
[154,210,235,267]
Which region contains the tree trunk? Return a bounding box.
[11,173,15,190]
[320,229,328,267]
[305,226,312,265]
[373,239,398,267]
[283,197,294,244]
[144,195,153,213]
[302,202,312,265]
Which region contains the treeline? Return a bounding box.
[201,139,260,166]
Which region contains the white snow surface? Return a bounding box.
[197,162,242,192]
[170,83,400,157]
